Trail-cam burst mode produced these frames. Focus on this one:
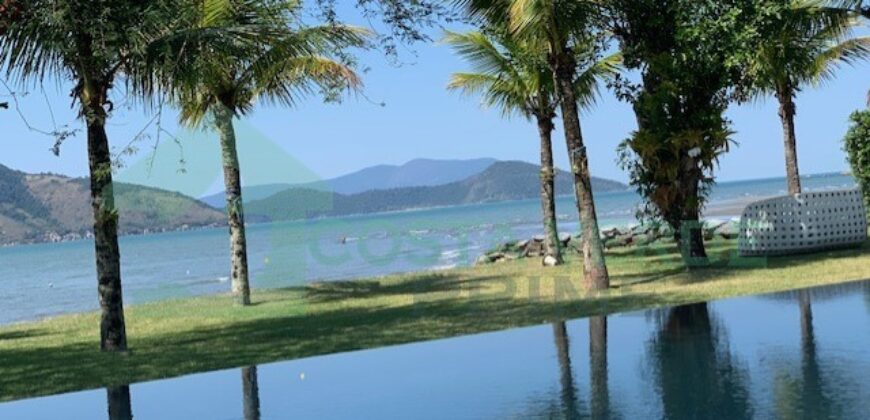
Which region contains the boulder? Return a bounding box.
[703,220,727,241]
[614,234,634,247]
[523,240,544,257]
[601,227,621,239]
[475,254,492,265]
[716,222,739,240]
[633,233,655,246]
[567,238,583,253]
[703,229,715,241]
[543,255,560,267]
[604,235,633,249]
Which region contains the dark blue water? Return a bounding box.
[2,280,867,419]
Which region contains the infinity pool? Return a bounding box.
[1,280,868,419]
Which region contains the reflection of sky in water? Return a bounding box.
[0,174,857,325]
[1,281,867,419]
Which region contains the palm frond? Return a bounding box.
[749,0,867,95]
[809,35,870,85]
[443,30,522,79]
[448,71,531,118]
[445,28,547,119]
[251,55,362,110]
[574,51,622,111]
[237,24,370,91]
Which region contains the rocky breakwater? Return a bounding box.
[476,219,740,265]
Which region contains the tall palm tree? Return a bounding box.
[751,1,870,194]
[462,0,614,290]
[445,29,619,266]
[164,0,367,305]
[0,0,21,36]
[0,0,189,351]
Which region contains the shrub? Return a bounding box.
[843,109,870,215]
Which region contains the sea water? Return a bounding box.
[0,173,856,324]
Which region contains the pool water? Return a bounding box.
[1,280,868,419]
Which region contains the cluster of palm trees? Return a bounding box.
[1,0,868,355]
[0,0,368,351]
[448,0,869,285]
[449,0,619,290]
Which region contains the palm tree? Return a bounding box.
[1,0,275,349]
[0,0,187,351]
[0,0,21,36]
[751,1,870,195]
[164,0,367,305]
[445,29,619,266]
[462,0,614,290]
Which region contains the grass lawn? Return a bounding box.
[1,237,869,402]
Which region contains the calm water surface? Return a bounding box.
[1,280,868,419]
[0,174,856,325]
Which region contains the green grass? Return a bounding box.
[1,238,869,402]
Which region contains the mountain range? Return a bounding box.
[0,159,628,244]
[199,158,498,207]
[0,164,224,245]
[244,161,627,221]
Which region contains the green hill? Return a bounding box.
[0,164,225,245]
[246,161,628,221]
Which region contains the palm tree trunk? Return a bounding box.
[777,85,801,195]
[214,105,251,306]
[106,385,133,420]
[83,87,127,352]
[242,366,261,420]
[589,316,610,419]
[552,53,609,290]
[537,115,563,266]
[552,321,579,419]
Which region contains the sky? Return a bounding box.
[1,5,868,198]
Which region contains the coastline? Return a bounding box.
[1,237,868,402]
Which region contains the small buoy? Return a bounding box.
[264,257,270,265]
[186,269,191,276]
[48,282,54,288]
[299,372,305,381]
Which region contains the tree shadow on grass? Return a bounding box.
[302,273,492,303]
[0,329,50,341]
[0,289,671,403]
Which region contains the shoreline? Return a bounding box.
[1,237,868,402]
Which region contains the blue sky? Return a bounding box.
[1,7,867,197]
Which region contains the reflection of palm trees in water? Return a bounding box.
[106,385,132,420]
[552,321,580,419]
[865,281,870,314]
[588,316,611,420]
[242,366,261,420]
[773,290,838,418]
[549,318,614,420]
[648,303,752,419]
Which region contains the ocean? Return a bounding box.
[0,173,857,325]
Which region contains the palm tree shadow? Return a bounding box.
[302,273,493,303]
[0,329,50,341]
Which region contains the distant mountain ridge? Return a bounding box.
[245,161,628,221]
[0,159,627,244]
[200,158,497,207]
[0,164,225,245]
